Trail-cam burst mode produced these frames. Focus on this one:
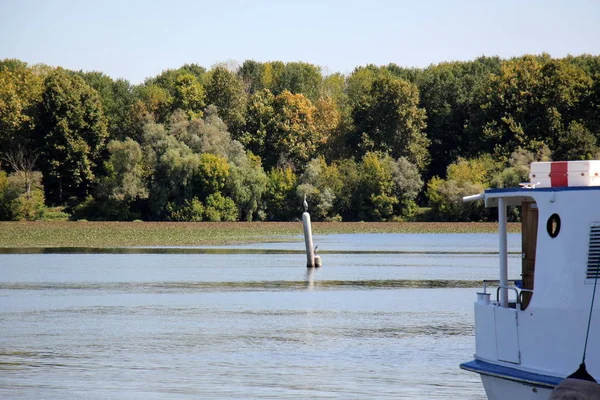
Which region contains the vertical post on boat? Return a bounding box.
[498,197,508,307]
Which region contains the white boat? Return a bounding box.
[461,161,600,399]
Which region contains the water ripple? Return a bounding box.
[0,279,481,292]
[0,247,516,255]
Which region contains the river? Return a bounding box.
[0,233,521,399]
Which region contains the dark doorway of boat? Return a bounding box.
[521,200,538,310]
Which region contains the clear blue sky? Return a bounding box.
[2,0,599,84]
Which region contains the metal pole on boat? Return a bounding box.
[498,197,508,307]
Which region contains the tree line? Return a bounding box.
[1,54,599,222]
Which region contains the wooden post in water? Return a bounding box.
[302,194,321,268]
[303,210,315,268]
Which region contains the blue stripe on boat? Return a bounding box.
[460,360,563,388]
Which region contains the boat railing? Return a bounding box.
[518,288,533,305]
[495,286,521,310]
[479,280,529,310]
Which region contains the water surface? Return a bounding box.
[0,233,520,399]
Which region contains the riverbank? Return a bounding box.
[0,221,520,248]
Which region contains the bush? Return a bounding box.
[204,193,238,222]
[43,207,70,221]
[427,177,486,221]
[167,197,204,221]
[426,157,494,221]
[0,170,47,221]
[13,190,46,220]
[70,196,135,221]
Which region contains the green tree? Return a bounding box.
[148,64,206,95]
[333,158,361,220]
[36,68,109,204]
[238,60,265,94]
[73,138,149,221]
[196,153,230,196]
[179,105,243,157]
[320,73,352,160]
[346,65,381,104]
[171,73,206,119]
[321,73,346,104]
[225,152,267,221]
[389,156,423,218]
[555,121,598,160]
[170,105,268,221]
[490,147,551,189]
[146,135,199,218]
[274,62,323,102]
[77,71,135,141]
[143,119,235,219]
[566,56,600,136]
[427,177,485,222]
[205,66,247,135]
[426,157,497,221]
[241,89,276,160]
[204,192,238,222]
[314,95,342,152]
[263,166,298,221]
[351,74,429,171]
[357,152,398,221]
[297,157,342,221]
[131,84,172,124]
[101,139,148,201]
[481,55,592,160]
[0,61,43,159]
[261,61,285,92]
[317,153,414,222]
[417,58,501,178]
[142,108,267,220]
[267,90,323,170]
[385,63,423,83]
[138,65,207,126]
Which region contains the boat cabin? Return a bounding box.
[461,161,600,397]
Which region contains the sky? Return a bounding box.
[1,0,599,84]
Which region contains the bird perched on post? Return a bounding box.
[303,194,308,212]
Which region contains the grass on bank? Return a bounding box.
[0,221,520,248]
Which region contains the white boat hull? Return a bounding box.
[481,375,553,400]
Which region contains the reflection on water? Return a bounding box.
[305,268,315,291]
[0,233,505,399]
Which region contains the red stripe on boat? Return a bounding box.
[550,162,569,187]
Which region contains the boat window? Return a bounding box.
[546,214,561,238]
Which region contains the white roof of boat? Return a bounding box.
[467,186,600,207]
[485,186,600,195]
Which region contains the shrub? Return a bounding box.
[167,197,204,222]
[43,207,70,221]
[204,193,238,222]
